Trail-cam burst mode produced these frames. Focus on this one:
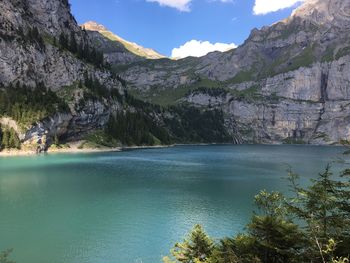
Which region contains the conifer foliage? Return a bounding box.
[163,225,214,263]
[58,32,104,68]
[0,249,15,263]
[0,126,21,150]
[26,26,45,49]
[165,166,350,263]
[0,82,70,126]
[106,111,171,146]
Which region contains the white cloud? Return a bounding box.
[253,0,304,15]
[146,0,233,11]
[171,40,237,59]
[146,0,192,12]
[208,0,234,3]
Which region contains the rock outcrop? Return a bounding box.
[0,0,124,148]
[0,0,349,147]
[115,0,350,145]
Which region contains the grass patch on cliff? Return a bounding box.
[56,83,81,103]
[225,70,255,85]
[259,45,316,78]
[312,132,331,142]
[131,85,190,106]
[336,46,350,60]
[228,86,262,103]
[187,87,228,98]
[278,45,315,73]
[131,78,221,106]
[321,46,335,62]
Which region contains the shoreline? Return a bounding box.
[0,143,176,157]
[0,147,122,157]
[0,142,346,157]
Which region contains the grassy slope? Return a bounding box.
[99,30,165,59]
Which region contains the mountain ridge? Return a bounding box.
[82,21,166,60]
[114,0,350,145]
[0,0,230,152]
[0,0,350,150]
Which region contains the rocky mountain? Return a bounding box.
[0,0,349,151]
[116,0,350,145]
[0,0,127,150]
[82,21,165,65]
[0,0,228,152]
[0,0,122,89]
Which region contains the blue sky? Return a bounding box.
[70,0,303,58]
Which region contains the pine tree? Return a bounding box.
[1,129,9,149]
[53,134,60,146]
[77,42,84,59]
[232,191,305,263]
[31,27,39,40]
[208,238,241,263]
[164,224,214,263]
[59,32,68,49]
[0,126,3,150]
[69,31,77,54]
[286,166,350,262]
[0,249,15,263]
[8,128,20,149]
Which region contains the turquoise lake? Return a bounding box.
[0,145,348,263]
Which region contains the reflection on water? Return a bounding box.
[0,145,347,263]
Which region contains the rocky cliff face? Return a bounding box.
[120,0,350,85]
[0,0,122,89]
[81,21,144,66]
[185,56,350,144]
[0,0,349,148]
[0,0,125,148]
[1,0,78,37]
[115,0,350,145]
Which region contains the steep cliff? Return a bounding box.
[0,0,125,150]
[0,0,349,149]
[0,0,226,151]
[116,0,350,145]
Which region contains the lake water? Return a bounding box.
[0,145,347,263]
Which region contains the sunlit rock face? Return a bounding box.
[116,0,350,145]
[1,0,350,146]
[0,0,125,147]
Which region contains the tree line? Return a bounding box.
[0,82,69,126]
[164,166,350,263]
[15,25,105,68]
[83,73,122,101]
[0,126,21,150]
[58,31,104,68]
[165,106,231,143]
[106,111,171,146]
[16,24,106,67]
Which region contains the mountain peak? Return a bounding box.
[82,21,108,32]
[292,0,350,27]
[81,21,166,60]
